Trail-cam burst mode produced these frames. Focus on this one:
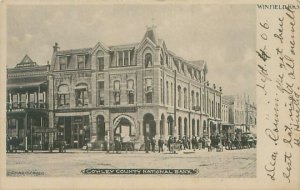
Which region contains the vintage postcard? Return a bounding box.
[0,0,299,189]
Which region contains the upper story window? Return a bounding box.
[166,81,169,105]
[59,56,67,70]
[97,81,104,106]
[166,54,169,67]
[183,88,187,109]
[118,52,123,66]
[196,92,200,107]
[124,51,129,66]
[145,53,153,68]
[58,85,70,106]
[113,80,120,105]
[160,54,164,66]
[97,50,104,72]
[178,86,182,108]
[127,79,134,104]
[75,83,88,106]
[77,55,85,69]
[191,90,195,108]
[145,78,152,103]
[181,63,185,73]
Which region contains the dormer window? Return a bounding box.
[145,53,153,68]
[77,55,85,69]
[59,56,67,70]
[96,50,104,71]
[181,63,185,73]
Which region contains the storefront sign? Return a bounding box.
[110,107,136,113]
[34,128,58,133]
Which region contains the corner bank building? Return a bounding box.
[8,27,223,150]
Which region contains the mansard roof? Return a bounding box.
[109,43,139,51]
[56,48,92,55]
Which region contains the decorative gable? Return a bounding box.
[15,55,38,68]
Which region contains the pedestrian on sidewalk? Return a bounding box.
[158,138,164,153]
[207,138,212,152]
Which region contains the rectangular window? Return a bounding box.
[124,51,129,66]
[20,94,27,108]
[170,83,173,106]
[128,92,134,104]
[75,89,88,106]
[160,79,164,104]
[166,81,169,105]
[97,57,104,71]
[58,94,70,106]
[77,55,85,69]
[145,78,152,103]
[97,81,104,105]
[114,81,120,105]
[145,78,152,92]
[118,52,123,66]
[59,56,67,70]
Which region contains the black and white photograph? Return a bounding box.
[1,1,300,190]
[5,3,257,178]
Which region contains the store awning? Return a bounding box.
[7,81,47,90]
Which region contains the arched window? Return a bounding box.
[178,86,182,107]
[197,120,200,136]
[145,53,153,68]
[166,81,169,105]
[58,85,70,106]
[183,88,187,109]
[191,90,195,108]
[184,118,188,136]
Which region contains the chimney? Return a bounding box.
[53,42,60,52]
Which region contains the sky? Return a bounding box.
[7,4,256,101]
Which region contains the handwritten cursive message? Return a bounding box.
[257,4,299,184]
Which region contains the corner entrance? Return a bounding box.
[113,115,136,140]
[143,113,156,138]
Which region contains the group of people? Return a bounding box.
[143,135,224,153]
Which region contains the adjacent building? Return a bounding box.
[221,94,257,140]
[6,55,51,150]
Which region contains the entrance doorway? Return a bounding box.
[143,113,156,138]
[57,116,90,148]
[113,115,136,141]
